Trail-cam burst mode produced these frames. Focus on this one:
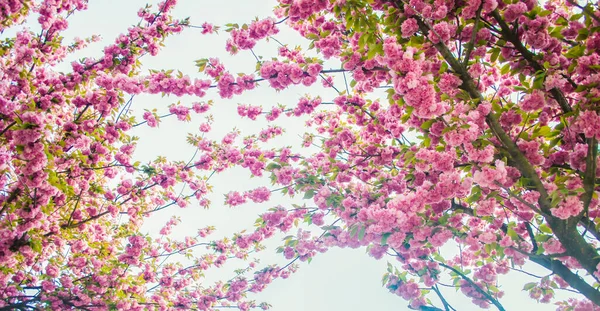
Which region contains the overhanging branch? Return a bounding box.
[529,255,600,306]
[397,0,600,294]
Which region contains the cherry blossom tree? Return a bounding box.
[1,0,600,310]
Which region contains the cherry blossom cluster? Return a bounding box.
[226,18,279,54]
[2,0,600,310]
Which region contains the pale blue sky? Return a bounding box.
[17,0,579,310]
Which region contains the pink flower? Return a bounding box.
[283,247,295,259]
[473,160,509,189]
[476,198,496,216]
[401,18,419,38]
[226,191,247,206]
[192,102,210,113]
[438,73,462,96]
[479,231,496,244]
[143,111,158,127]
[246,187,271,203]
[45,264,60,278]
[311,212,325,226]
[575,111,600,139]
[429,229,452,247]
[176,198,187,208]
[429,21,454,44]
[521,90,545,111]
[307,63,322,77]
[169,105,190,121]
[42,280,56,292]
[551,196,583,219]
[199,123,211,132]
[504,2,528,23]
[544,238,566,254]
[398,282,421,300]
[201,22,214,34]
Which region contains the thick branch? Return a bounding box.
[410,7,600,290]
[414,15,552,212]
[582,138,598,212]
[530,256,600,306]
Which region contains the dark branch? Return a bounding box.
[582,138,598,213]
[529,256,600,306]
[438,263,505,311]
[490,10,573,114]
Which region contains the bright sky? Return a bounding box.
[24,0,579,310]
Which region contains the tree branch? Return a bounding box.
[565,0,600,24]
[0,120,16,137]
[438,263,505,311]
[529,255,600,306]
[582,138,598,213]
[496,183,544,215]
[462,3,483,67]
[407,5,600,281]
[431,285,455,311]
[525,222,538,254]
[490,10,573,114]
[579,216,600,242]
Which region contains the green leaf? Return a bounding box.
[507,228,519,242]
[303,213,312,225]
[490,48,500,63]
[422,136,431,147]
[485,243,493,254]
[48,170,60,187]
[532,72,546,90]
[358,226,366,241]
[31,239,42,253]
[381,232,391,245]
[523,282,536,291]
[382,273,390,286]
[303,189,316,200]
[534,125,551,138]
[266,163,282,171]
[467,186,482,203]
[538,9,552,17]
[421,119,434,130]
[550,191,562,208]
[539,224,552,234]
[432,252,445,263]
[439,62,449,74]
[548,137,561,149]
[565,45,585,59]
[535,234,552,243]
[367,43,383,59]
[350,224,359,238]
